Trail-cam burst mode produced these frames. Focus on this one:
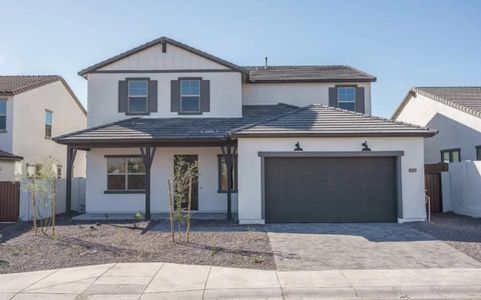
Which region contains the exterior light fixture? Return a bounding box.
[294,141,303,151]
[362,141,371,151]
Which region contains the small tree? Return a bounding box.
[21,160,58,238]
[168,156,198,242]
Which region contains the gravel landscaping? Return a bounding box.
[0,218,275,274]
[409,213,481,263]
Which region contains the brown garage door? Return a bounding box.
[265,157,397,223]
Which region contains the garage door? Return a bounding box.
[265,157,397,223]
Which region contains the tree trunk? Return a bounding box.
[52,179,57,238]
[186,176,192,242]
[168,179,175,242]
[32,177,37,235]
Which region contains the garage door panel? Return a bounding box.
[265,157,397,223]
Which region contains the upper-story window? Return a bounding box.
[128,80,148,113]
[441,148,461,163]
[180,79,201,113]
[0,99,6,131]
[476,146,481,161]
[337,87,356,111]
[45,110,53,138]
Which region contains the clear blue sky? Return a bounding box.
[1,0,480,117]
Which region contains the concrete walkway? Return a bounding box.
[1,263,481,299]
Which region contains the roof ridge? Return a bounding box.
[53,117,139,141]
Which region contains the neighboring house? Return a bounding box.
[0,75,87,180]
[392,87,481,217]
[55,37,434,224]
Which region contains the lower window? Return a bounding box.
[441,149,461,163]
[476,146,481,161]
[107,156,145,191]
[218,155,237,192]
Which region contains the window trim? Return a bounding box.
[105,155,146,193]
[179,77,202,114]
[440,148,461,163]
[336,86,357,111]
[476,145,481,161]
[127,78,149,115]
[217,154,238,193]
[44,109,53,139]
[0,98,7,132]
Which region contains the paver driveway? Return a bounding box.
[266,223,481,271]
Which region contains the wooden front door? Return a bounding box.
[173,155,198,210]
[425,173,442,212]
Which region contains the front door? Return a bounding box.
[173,155,199,210]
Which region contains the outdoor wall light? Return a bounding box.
[362,141,371,151]
[294,141,303,151]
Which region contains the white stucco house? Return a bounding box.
[0,76,87,182]
[393,87,481,217]
[55,37,435,224]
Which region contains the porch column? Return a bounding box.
[221,140,237,220]
[141,146,156,220]
[66,146,77,218]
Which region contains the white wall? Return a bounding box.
[87,72,243,127]
[98,43,230,71]
[85,147,237,214]
[0,160,16,181]
[237,137,426,224]
[11,81,87,177]
[394,93,481,163]
[242,82,372,114]
[441,161,481,217]
[0,96,14,152]
[18,177,86,221]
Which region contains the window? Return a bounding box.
[45,110,53,138]
[337,87,356,111]
[107,156,145,191]
[128,80,148,113]
[441,149,461,163]
[180,79,200,113]
[218,155,237,192]
[476,146,481,161]
[0,99,6,131]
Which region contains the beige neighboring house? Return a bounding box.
[0,75,87,181]
[393,87,481,217]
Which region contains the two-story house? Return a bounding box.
[55,37,435,224]
[0,75,87,182]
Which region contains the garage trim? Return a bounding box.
[258,151,404,222]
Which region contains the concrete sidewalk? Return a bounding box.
[1,263,481,299]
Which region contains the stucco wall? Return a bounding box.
[87,72,243,126]
[441,161,481,217]
[0,160,16,181]
[394,93,481,163]
[11,81,87,177]
[237,137,426,224]
[85,147,237,214]
[242,82,372,114]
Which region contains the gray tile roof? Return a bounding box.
[54,104,298,144]
[233,104,436,137]
[0,75,87,115]
[0,149,23,161]
[55,103,434,145]
[244,65,376,83]
[415,87,481,117]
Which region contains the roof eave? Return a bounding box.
[231,131,436,138]
[247,78,377,84]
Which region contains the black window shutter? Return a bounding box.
[170,80,180,112]
[356,87,365,113]
[201,80,210,112]
[118,80,128,112]
[148,80,158,112]
[328,87,338,107]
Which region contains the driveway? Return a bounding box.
[266,223,481,271]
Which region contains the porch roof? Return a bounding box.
[53,104,297,146]
[0,149,23,161]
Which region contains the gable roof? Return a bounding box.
[54,104,298,145]
[78,37,247,77]
[232,104,435,137]
[0,149,23,161]
[392,87,481,119]
[243,65,376,83]
[0,75,87,115]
